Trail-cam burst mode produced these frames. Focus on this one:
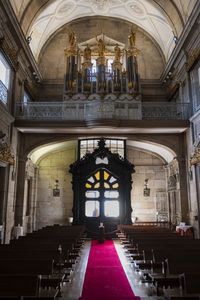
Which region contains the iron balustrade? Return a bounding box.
[0,80,8,105]
[15,101,191,121]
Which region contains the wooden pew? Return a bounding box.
[0,274,39,297]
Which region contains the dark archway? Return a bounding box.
[69,139,135,232]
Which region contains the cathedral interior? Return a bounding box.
[0,0,200,299]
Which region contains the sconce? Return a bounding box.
[143,178,150,197]
[53,179,60,197]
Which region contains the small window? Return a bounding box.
[198,67,200,87]
[0,53,10,88]
[104,191,119,198]
[0,52,10,104]
[24,90,31,104]
[85,201,100,217]
[79,139,125,158]
[85,190,100,198]
[104,201,119,217]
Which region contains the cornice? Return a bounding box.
[0,0,42,80]
[161,1,200,80]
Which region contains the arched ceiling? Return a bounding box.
[10,0,197,62]
[29,138,175,165]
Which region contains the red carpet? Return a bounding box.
[79,240,141,300]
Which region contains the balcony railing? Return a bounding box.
[15,100,191,121]
[0,80,8,105]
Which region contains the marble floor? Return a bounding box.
[60,239,166,300]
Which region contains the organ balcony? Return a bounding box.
[13,29,191,127]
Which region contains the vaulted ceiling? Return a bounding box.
[10,0,197,62]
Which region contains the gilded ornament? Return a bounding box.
[84,45,92,61]
[65,27,77,57]
[128,27,137,49]
[96,36,105,57]
[114,44,121,61]
[0,145,15,165]
[97,56,106,66]
[190,147,200,165]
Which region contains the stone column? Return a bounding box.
[14,158,26,226]
[32,166,39,231]
[178,157,189,223]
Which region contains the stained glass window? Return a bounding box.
[104,201,119,217]
[85,201,100,217]
[85,169,119,218]
[79,139,125,158]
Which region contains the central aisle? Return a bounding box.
[79,240,141,300]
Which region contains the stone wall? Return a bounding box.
[35,144,77,229]
[121,147,167,222]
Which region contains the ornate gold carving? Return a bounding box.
[0,145,15,165]
[186,48,200,71]
[83,45,91,61]
[128,28,137,48]
[112,61,122,71]
[127,47,139,58]
[190,147,200,165]
[96,36,105,57]
[114,43,121,61]
[97,56,106,66]
[82,61,93,70]
[127,27,140,57]
[64,27,77,57]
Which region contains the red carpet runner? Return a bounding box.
[79,240,141,300]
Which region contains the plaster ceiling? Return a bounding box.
[29,140,77,164]
[9,0,197,62]
[126,140,175,163]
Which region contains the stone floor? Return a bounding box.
[60,239,166,300]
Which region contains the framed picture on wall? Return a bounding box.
[143,188,150,197]
[53,188,60,197]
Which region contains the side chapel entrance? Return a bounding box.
[70,139,135,232]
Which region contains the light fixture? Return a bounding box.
[172,31,179,44]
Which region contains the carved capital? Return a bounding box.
[190,146,200,165]
[97,56,106,66]
[127,47,139,58]
[64,46,77,57]
[112,60,122,70]
[0,145,15,165]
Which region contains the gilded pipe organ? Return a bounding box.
[64,28,140,97]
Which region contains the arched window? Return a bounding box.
[0,51,11,105]
[85,169,120,218]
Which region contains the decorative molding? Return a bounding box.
[186,47,200,72]
[190,146,200,165]
[167,82,180,100]
[0,37,18,70]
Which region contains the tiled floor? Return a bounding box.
[60,239,165,300]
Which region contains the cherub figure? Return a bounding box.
[96,36,105,56]
[67,27,76,48]
[114,43,121,61]
[84,44,91,61]
[128,27,137,48]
